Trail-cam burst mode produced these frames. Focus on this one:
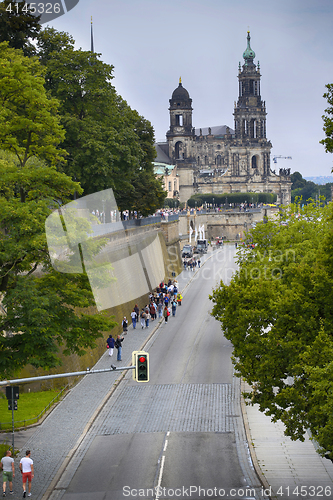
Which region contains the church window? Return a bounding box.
[197,156,200,166]
[175,114,183,126]
[251,156,257,169]
[168,181,172,191]
[216,155,222,166]
[175,141,183,160]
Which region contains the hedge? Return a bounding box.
[187,192,277,207]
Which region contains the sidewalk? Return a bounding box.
[242,380,333,499]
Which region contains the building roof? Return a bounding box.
[171,82,190,100]
[194,125,235,136]
[153,163,176,176]
[154,143,172,164]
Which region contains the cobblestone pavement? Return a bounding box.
[53,368,265,500]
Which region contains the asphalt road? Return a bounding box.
[60,247,262,500]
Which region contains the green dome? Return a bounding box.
[243,31,255,62]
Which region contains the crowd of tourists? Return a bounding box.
[106,279,184,361]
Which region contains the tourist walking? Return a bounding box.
[145,311,151,328]
[20,450,34,498]
[1,449,14,496]
[163,305,170,323]
[171,299,177,316]
[131,309,137,329]
[122,316,128,334]
[140,309,146,329]
[106,334,115,357]
[115,335,124,361]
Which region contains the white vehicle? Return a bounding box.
[196,239,208,253]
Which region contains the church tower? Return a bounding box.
[233,31,271,176]
[166,78,194,162]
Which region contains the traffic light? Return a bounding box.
[133,351,149,382]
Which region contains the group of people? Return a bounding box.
[105,279,184,361]
[183,258,200,270]
[0,449,34,497]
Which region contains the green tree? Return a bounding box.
[0,42,66,168]
[37,27,166,215]
[210,202,333,459]
[320,83,333,157]
[0,1,41,56]
[0,45,116,377]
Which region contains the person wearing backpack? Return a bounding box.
[163,305,170,323]
[140,309,146,329]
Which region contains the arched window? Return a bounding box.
[251,155,257,169]
[216,155,222,166]
[175,141,184,160]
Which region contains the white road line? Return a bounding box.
[163,440,168,452]
[155,454,166,500]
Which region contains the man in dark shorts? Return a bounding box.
[19,450,34,498]
[0,449,14,496]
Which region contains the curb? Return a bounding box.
[240,379,276,500]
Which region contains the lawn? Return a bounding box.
[0,389,64,431]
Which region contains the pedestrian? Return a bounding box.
[1,449,14,496]
[134,304,140,319]
[158,301,163,318]
[131,309,137,329]
[106,334,115,357]
[145,310,151,328]
[163,305,170,323]
[171,299,177,316]
[197,258,201,268]
[20,450,34,498]
[177,292,183,306]
[149,301,156,321]
[115,335,124,361]
[140,309,146,329]
[122,316,128,334]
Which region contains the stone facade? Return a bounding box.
[155,32,291,205]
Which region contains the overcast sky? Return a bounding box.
[48,0,333,178]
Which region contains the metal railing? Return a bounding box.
[0,385,69,431]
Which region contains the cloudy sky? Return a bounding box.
[48,0,333,178]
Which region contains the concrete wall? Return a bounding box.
[179,208,278,242]
[18,224,182,391]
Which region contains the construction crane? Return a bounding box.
[272,155,292,164]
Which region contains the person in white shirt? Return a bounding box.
[0,449,14,496]
[19,450,34,498]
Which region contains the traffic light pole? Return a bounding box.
[0,364,135,387]
[11,386,14,453]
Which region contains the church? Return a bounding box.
[154,32,291,205]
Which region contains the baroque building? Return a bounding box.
[155,32,291,205]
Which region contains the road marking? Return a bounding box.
[163,440,168,452]
[155,454,165,500]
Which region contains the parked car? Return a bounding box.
[182,245,193,258]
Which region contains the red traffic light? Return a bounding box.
[139,356,146,363]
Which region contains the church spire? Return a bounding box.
[242,30,255,66]
[90,16,94,53]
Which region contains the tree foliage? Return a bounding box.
[291,171,332,204]
[0,46,116,378]
[36,27,166,215]
[0,0,41,56]
[320,83,333,157]
[210,201,333,459]
[0,42,66,168]
[187,192,277,207]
